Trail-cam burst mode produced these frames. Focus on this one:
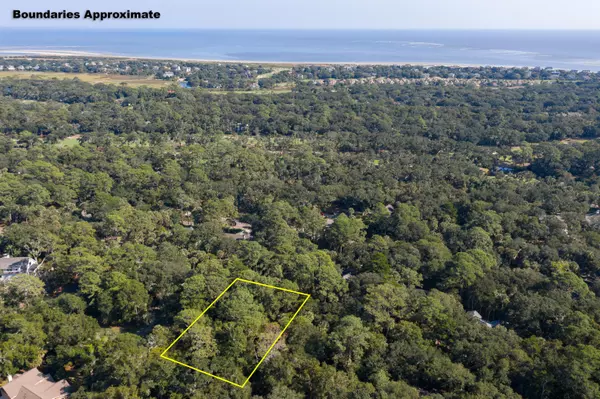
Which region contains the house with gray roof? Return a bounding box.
[0,256,38,282]
[467,310,501,328]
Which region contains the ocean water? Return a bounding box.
[1,29,600,70]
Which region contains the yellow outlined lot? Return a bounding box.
[160,277,310,388]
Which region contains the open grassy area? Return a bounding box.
[0,71,172,88]
[206,87,293,95]
[256,67,291,80]
[559,138,592,145]
[55,135,82,148]
[0,71,294,92]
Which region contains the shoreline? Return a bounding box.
[0,49,549,70]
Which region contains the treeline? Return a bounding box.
[290,64,597,81]
[4,57,597,83]
[0,57,270,89]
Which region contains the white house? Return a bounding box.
[467,310,501,328]
[0,256,38,281]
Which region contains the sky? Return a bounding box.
[2,0,600,29]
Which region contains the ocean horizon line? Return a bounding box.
[2,27,600,31]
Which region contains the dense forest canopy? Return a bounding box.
[2,73,600,398]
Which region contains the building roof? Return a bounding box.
[232,221,252,230]
[0,257,31,271]
[1,368,70,399]
[225,219,252,231]
[466,310,482,319]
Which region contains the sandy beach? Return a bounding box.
[0,49,527,69]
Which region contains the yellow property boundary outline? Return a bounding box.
[160,277,310,388]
